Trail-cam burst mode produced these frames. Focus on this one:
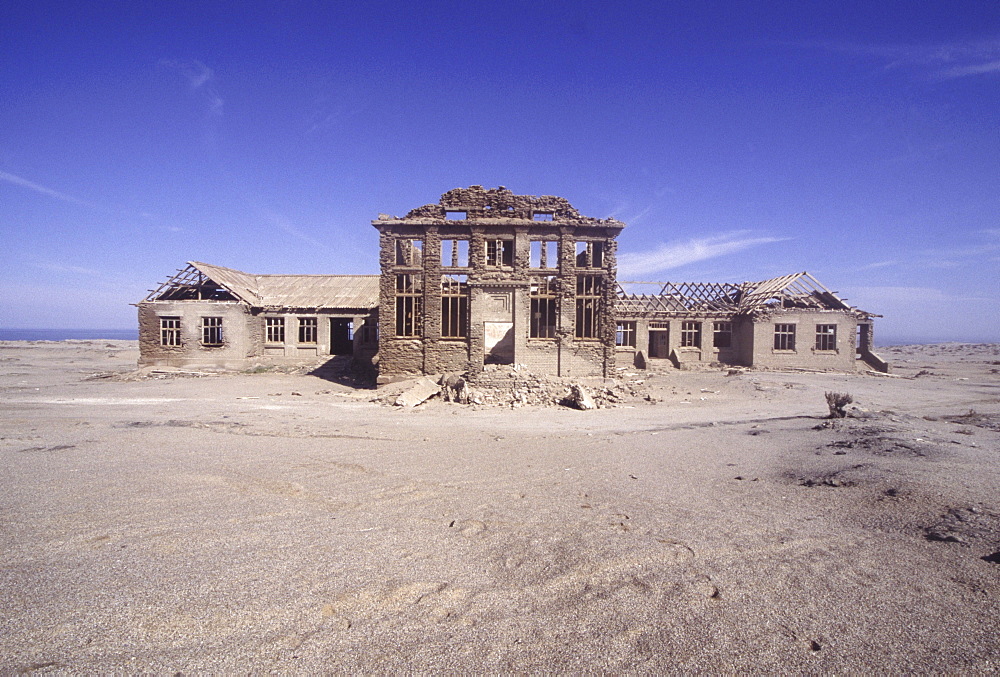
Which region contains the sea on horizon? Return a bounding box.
[0,329,138,341]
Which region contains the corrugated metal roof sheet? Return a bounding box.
[255,274,379,309]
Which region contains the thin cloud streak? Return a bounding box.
[0,171,95,207]
[807,38,1000,81]
[618,232,789,278]
[159,59,224,116]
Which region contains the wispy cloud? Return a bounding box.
[266,212,332,252]
[811,38,1000,81]
[159,59,224,115]
[32,261,103,277]
[618,231,789,278]
[849,285,990,305]
[0,171,95,208]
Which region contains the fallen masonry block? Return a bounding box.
[393,377,442,407]
[567,384,596,410]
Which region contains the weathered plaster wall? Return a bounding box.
[748,311,858,371]
[137,301,253,369]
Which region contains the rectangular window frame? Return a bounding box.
[774,323,796,351]
[616,321,636,347]
[159,317,181,347]
[680,321,702,348]
[394,273,423,337]
[440,275,469,339]
[815,324,837,351]
[529,276,558,339]
[201,317,224,347]
[265,317,285,344]
[298,317,318,344]
[575,275,602,339]
[485,239,513,267]
[713,321,732,349]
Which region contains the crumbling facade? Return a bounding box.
[136,262,379,369]
[372,186,625,379]
[137,187,887,375]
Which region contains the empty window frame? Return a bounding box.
[774,323,796,350]
[616,321,636,347]
[441,275,469,339]
[265,317,285,344]
[815,324,837,351]
[202,317,224,346]
[575,241,604,268]
[298,317,318,344]
[485,239,513,267]
[575,275,602,339]
[445,211,467,220]
[160,317,181,346]
[680,321,702,348]
[441,239,469,267]
[530,276,558,339]
[713,321,732,348]
[530,240,558,269]
[395,274,422,337]
[394,238,423,266]
[533,211,554,221]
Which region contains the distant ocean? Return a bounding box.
[0,329,138,341]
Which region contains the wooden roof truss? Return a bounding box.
[144,264,239,302]
[617,272,866,317]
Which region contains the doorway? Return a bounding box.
[648,324,669,358]
[330,318,354,355]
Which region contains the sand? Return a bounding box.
[1,340,998,672]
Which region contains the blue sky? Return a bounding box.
[2,1,998,343]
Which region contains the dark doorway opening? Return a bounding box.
[330,319,354,355]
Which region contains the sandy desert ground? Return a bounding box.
[1,340,998,672]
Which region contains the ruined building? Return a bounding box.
[136,186,887,374]
[373,185,625,378]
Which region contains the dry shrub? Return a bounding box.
[825,391,854,418]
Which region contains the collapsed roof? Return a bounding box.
[616,272,876,318]
[143,262,379,311]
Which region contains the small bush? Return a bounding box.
[825,391,854,418]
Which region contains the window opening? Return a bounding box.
[395,274,423,337]
[445,211,467,220]
[713,321,732,348]
[394,238,423,266]
[202,317,224,346]
[530,276,558,339]
[441,275,469,338]
[530,240,558,269]
[160,317,181,346]
[265,317,285,343]
[774,323,796,350]
[485,239,513,267]
[680,321,701,348]
[815,324,837,351]
[616,321,636,347]
[441,239,469,267]
[298,317,317,344]
[575,241,604,268]
[533,212,553,221]
[575,275,602,339]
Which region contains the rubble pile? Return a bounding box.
[377,365,656,409]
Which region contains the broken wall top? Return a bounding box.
[373,185,625,230]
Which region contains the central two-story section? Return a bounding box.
[372,186,626,379]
